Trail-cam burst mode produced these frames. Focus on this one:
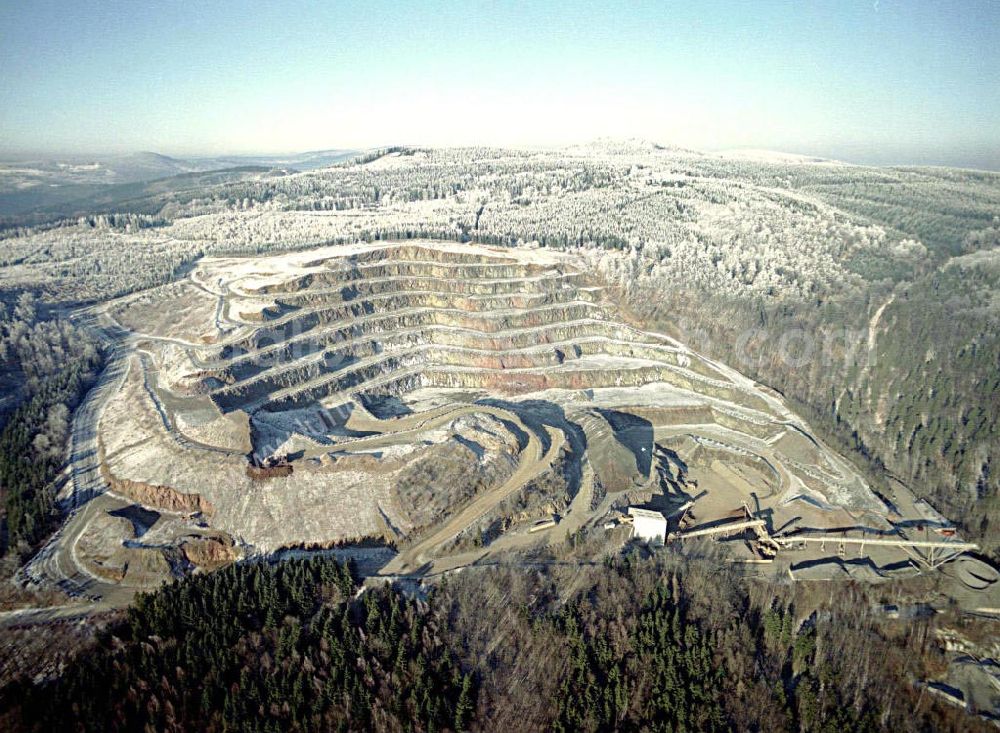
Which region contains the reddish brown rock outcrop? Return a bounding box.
[98,444,214,515]
[180,536,240,570]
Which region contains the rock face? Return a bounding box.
[180,536,240,571]
[246,462,293,480]
[100,453,214,515]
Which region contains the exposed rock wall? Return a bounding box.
[98,439,215,515]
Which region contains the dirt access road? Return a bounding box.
[383,425,565,575]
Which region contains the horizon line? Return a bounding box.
[0,140,998,174]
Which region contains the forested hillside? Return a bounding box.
[2,555,989,732]
[0,294,102,559]
[7,557,472,732]
[629,208,1000,556]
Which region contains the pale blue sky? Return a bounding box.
[1,0,998,168]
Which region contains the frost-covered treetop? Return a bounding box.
[2,144,998,304]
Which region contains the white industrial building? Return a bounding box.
[628,507,667,545]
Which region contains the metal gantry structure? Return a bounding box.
[771,534,978,569]
[667,502,978,570]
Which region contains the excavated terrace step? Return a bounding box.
[210,336,695,411]
[204,315,677,387]
[223,300,609,355]
[252,260,561,293]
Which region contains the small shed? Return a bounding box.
[628,507,667,545]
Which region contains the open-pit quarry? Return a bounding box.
[21,241,992,612]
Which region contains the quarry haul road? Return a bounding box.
[295,401,536,459]
[381,425,565,575]
[132,350,244,456]
[20,315,145,607]
[0,601,107,629]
